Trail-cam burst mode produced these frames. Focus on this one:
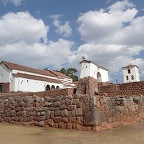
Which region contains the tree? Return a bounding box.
[58,67,78,82]
[44,67,48,70]
[60,68,67,75]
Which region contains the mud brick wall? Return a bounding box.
[1,83,10,93]
[0,92,144,132]
[98,81,144,96]
[77,77,98,96]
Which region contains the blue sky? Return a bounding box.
[0,0,144,83]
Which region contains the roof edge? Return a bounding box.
[80,60,108,71]
[122,64,139,69]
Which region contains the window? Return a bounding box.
[126,76,129,80]
[128,69,131,74]
[131,75,134,80]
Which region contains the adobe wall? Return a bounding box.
[98,81,144,96]
[0,82,10,93]
[0,91,144,131]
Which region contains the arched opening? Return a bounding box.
[51,85,55,90]
[46,85,50,91]
[97,72,102,82]
[56,86,59,89]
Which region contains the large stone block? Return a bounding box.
[83,107,102,126]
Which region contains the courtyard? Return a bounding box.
[0,122,144,144]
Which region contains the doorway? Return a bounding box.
[97,72,102,82]
[0,84,2,93]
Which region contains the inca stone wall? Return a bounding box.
[0,91,144,131]
[98,81,144,96]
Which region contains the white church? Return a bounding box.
[0,61,74,93]
[0,59,141,93]
[80,60,109,82]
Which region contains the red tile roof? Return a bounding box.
[13,73,62,84]
[50,70,71,79]
[122,64,138,69]
[2,61,57,78]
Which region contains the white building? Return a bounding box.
[0,61,73,93]
[122,64,140,83]
[80,60,109,82]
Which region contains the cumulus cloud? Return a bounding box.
[77,0,137,43]
[51,15,72,37]
[1,0,23,6]
[1,0,144,82]
[68,0,144,81]
[0,12,74,69]
[0,12,48,45]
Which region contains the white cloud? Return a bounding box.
[68,0,144,81]
[1,0,23,6]
[51,15,72,37]
[0,12,49,45]
[77,0,137,43]
[0,12,74,69]
[1,0,144,82]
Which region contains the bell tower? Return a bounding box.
[122,64,140,83]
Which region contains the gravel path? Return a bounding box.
[0,122,144,144]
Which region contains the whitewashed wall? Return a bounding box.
[0,63,65,92]
[80,62,109,82]
[123,66,140,83]
[0,63,11,83]
[13,77,63,92]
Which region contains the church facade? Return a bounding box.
[0,61,73,93]
[80,60,109,82]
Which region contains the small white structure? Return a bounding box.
[122,64,140,83]
[0,61,73,92]
[80,60,109,82]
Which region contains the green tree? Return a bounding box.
[60,68,67,75]
[58,67,78,82]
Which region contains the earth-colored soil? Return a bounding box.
[0,122,144,144]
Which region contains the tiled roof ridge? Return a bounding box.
[122,64,138,69]
[13,72,62,84]
[2,61,57,78]
[50,70,71,79]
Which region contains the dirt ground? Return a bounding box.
[0,122,144,144]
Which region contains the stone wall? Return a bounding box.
[77,77,98,96]
[0,91,144,131]
[98,81,144,96]
[0,88,74,98]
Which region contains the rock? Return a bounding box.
[61,118,68,123]
[39,121,45,127]
[83,107,102,126]
[48,119,54,127]
[76,108,83,116]
[67,123,72,129]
